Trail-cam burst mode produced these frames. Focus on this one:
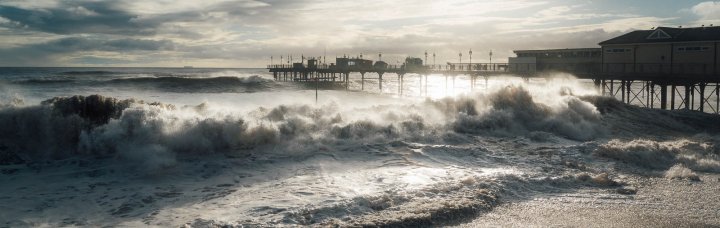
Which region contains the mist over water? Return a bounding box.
[1,67,719,227]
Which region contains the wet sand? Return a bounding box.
[460,173,720,227]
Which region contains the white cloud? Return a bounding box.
[126,0,269,15]
[692,1,720,20]
[0,0,702,67]
[68,6,98,17]
[0,0,59,9]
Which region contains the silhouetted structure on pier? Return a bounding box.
[510,48,601,73]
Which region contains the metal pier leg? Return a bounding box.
[361,72,365,91]
[379,73,383,92]
[621,80,626,103]
[650,82,655,109]
[626,81,632,104]
[691,85,695,110]
[470,75,474,90]
[699,83,706,112]
[671,85,676,110]
[660,85,667,110]
[645,81,652,108]
[399,74,403,96]
[685,85,691,110]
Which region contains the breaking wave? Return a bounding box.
[285,175,501,226]
[4,76,720,227]
[452,85,604,141]
[595,138,720,174]
[1,81,718,171]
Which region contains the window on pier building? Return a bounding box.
[605,48,631,53]
[677,46,710,52]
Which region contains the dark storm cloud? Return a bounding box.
[0,37,176,66]
[0,0,312,66]
[0,0,307,36]
[31,37,176,53]
[0,1,158,35]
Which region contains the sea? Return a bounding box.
[0,67,719,227]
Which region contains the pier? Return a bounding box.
[268,61,719,114]
[268,26,720,114]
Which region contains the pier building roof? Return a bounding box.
[599,26,720,45]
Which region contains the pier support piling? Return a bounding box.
[361,72,365,91]
[660,85,667,110]
[379,72,384,92]
[626,80,632,104]
[685,85,691,110]
[620,80,626,103]
[699,83,706,112]
[398,73,404,96]
[671,85,677,110]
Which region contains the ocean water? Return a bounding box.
[0,67,719,227]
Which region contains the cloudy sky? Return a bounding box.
[0,0,719,67]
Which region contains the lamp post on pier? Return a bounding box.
[433,52,436,67]
[489,50,493,64]
[469,49,473,70]
[489,50,493,71]
[424,51,428,67]
[459,52,462,70]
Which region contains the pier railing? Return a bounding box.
[266,63,512,72]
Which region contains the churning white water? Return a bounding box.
[0,67,719,227]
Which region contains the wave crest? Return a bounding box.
[595,138,720,174]
[7,81,717,169]
[452,85,604,141]
[0,85,607,166]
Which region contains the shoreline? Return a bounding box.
[459,173,720,227]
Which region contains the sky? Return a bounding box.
[0,0,719,68]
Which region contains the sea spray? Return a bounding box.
[665,164,700,180]
[5,80,707,170]
[0,83,616,167]
[451,85,604,140]
[595,138,720,173]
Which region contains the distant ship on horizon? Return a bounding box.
[183,66,193,68]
